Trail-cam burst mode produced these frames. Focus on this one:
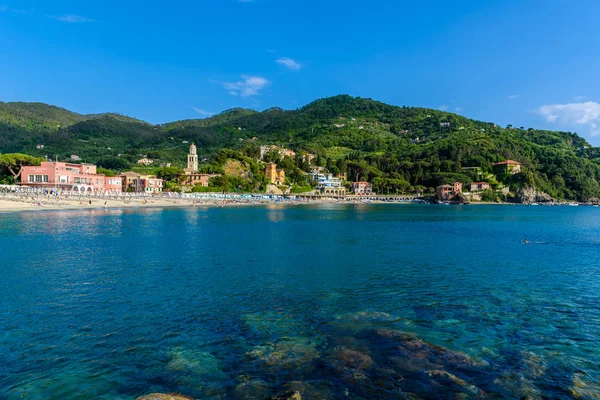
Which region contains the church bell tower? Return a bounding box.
[187,143,198,172]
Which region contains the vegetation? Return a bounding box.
[1,95,600,200]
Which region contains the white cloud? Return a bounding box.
[574,95,588,101]
[508,94,518,100]
[536,101,600,136]
[266,49,276,53]
[455,106,462,112]
[192,107,215,117]
[276,57,302,71]
[51,14,96,23]
[438,105,448,111]
[221,75,270,97]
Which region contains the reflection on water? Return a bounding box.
[1,205,599,399]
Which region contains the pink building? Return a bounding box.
[20,161,123,193]
[352,181,374,195]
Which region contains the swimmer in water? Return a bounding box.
[524,238,529,244]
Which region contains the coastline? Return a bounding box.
[0,195,584,214]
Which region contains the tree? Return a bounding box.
[97,167,116,177]
[0,153,43,182]
[157,166,184,182]
[97,156,130,171]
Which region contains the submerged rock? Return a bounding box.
[570,373,600,399]
[266,390,302,400]
[136,394,194,400]
[330,347,374,371]
[233,379,271,399]
[326,347,375,383]
[493,370,541,399]
[520,351,546,378]
[166,348,225,380]
[247,336,320,370]
[427,370,485,397]
[281,381,333,400]
[335,311,398,324]
[373,329,484,371]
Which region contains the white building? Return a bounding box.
[311,172,345,196]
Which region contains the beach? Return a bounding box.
[0,193,354,213]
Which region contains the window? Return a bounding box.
[35,175,43,183]
[43,175,48,183]
[75,178,81,184]
[28,175,34,183]
[82,178,87,184]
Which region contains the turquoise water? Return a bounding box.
[1,204,599,399]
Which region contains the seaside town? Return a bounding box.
[0,143,587,211]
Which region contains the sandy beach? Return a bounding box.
[0,195,205,213]
[0,193,354,213]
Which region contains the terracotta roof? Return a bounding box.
[119,171,140,177]
[436,184,453,189]
[493,160,520,165]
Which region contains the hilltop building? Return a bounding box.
[493,160,521,175]
[265,163,285,185]
[119,172,164,194]
[352,181,373,195]
[20,161,122,193]
[137,158,154,166]
[435,181,463,201]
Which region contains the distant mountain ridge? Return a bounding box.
[0,101,146,130]
[1,95,600,200]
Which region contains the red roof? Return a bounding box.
[494,160,520,165]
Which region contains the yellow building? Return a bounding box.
[265,163,285,185]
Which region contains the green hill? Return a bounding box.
[1,95,600,200]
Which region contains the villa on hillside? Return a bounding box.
[260,145,295,160]
[435,181,463,201]
[20,161,123,193]
[493,160,521,175]
[137,158,154,166]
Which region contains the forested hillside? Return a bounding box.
[1,95,600,200]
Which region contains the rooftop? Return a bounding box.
[493,160,520,165]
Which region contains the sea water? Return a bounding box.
[0,204,599,399]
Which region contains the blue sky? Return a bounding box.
[2,0,600,143]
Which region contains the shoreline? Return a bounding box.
[0,195,588,214]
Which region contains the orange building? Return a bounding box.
[265,163,285,185]
[436,181,463,201]
[179,173,216,187]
